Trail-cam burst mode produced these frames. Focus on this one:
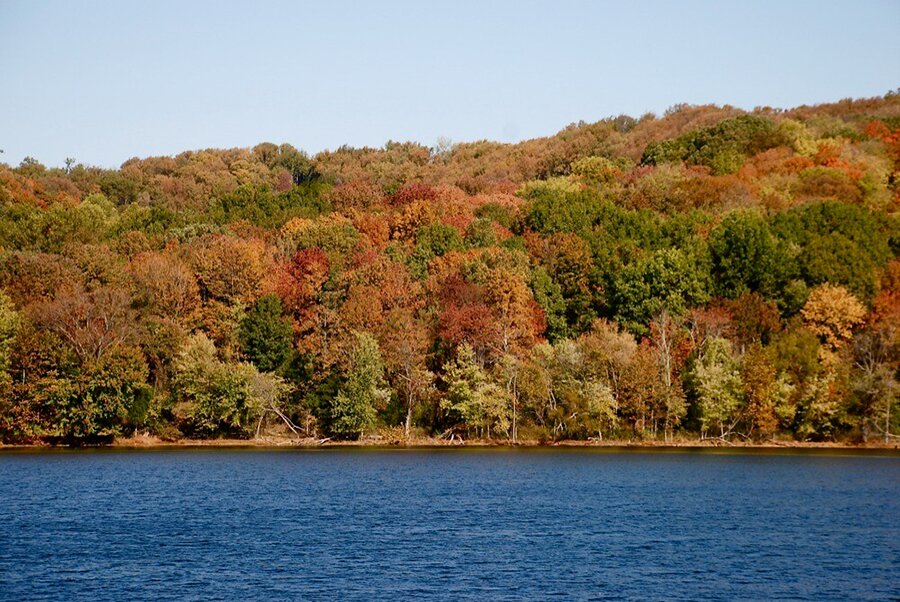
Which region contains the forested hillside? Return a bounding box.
[2,93,899,444]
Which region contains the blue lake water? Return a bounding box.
[0,448,898,601]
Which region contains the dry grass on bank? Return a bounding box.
[2,428,898,451]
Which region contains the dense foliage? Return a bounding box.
[2,93,900,443]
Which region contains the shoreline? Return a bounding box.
[2,434,899,455]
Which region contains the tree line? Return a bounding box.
[1,93,899,444]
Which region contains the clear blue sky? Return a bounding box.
[1,0,898,168]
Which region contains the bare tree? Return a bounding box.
[852,326,899,443]
[32,286,137,363]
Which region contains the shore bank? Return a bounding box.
[3,433,899,453]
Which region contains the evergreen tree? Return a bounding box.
[239,294,293,372]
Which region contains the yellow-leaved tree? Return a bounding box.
[801,284,866,350]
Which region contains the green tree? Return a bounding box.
[691,337,745,439]
[330,332,389,439]
[410,222,464,278]
[519,340,616,441]
[770,323,823,431]
[524,189,605,234]
[536,233,598,334]
[173,334,271,438]
[0,292,20,393]
[570,156,621,186]
[795,371,845,441]
[772,202,892,299]
[709,211,787,298]
[642,114,778,174]
[800,234,878,300]
[772,202,892,262]
[29,346,152,441]
[529,267,569,342]
[273,143,317,184]
[465,218,499,248]
[441,343,508,438]
[612,247,711,334]
[239,294,293,372]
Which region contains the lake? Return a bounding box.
[0,448,898,601]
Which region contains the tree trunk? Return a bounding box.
[512,397,518,444]
[885,390,892,444]
[405,397,413,439]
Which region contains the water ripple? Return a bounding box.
[0,450,898,601]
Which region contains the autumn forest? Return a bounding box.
[2,93,900,445]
